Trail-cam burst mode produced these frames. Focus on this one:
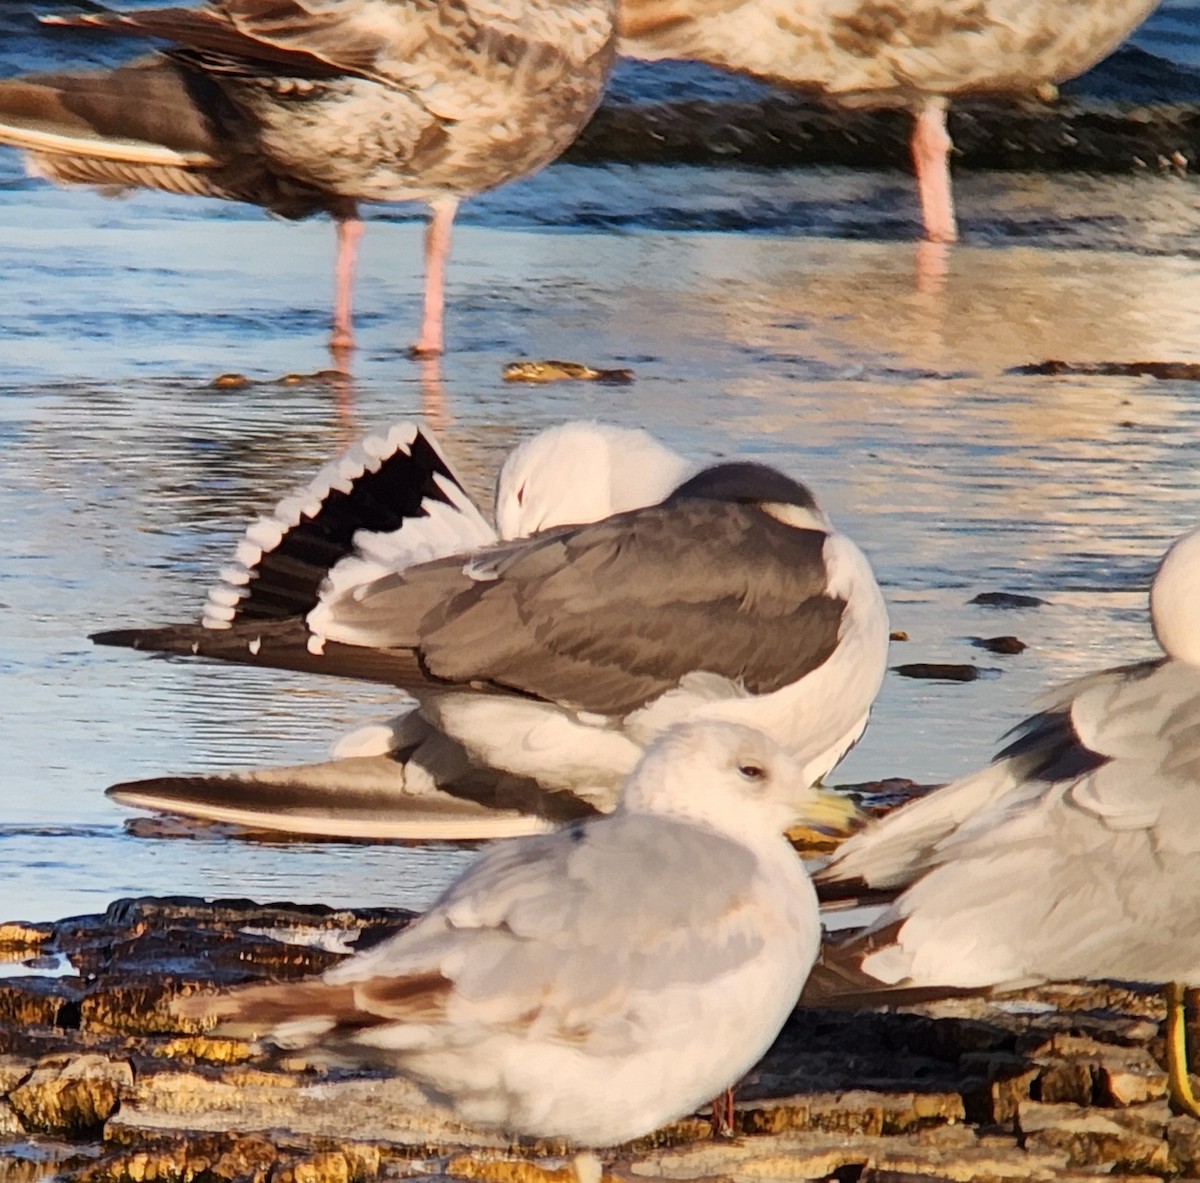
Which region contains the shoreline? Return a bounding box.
[1,893,1195,1183]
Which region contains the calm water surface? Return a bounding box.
[3,56,1200,924]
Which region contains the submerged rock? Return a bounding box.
[892,662,990,682]
[972,635,1029,655]
[1010,360,1200,380]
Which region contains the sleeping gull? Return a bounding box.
[0,0,617,354]
[618,0,1160,243]
[93,421,889,838]
[814,525,1200,1116]
[176,719,861,1181]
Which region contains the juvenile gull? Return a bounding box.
[0,0,617,354]
[177,720,861,1181]
[618,0,1160,243]
[94,421,888,838]
[814,526,1200,1116]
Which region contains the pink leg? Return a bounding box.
[710,1086,735,1137]
[411,196,459,358]
[910,97,958,244]
[331,214,364,351]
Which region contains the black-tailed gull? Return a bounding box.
[815,525,1200,1116]
[176,719,861,1181]
[0,0,617,354]
[94,421,889,838]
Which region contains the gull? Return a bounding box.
[93,420,889,839]
[176,719,861,1182]
[814,525,1200,1117]
[0,0,617,354]
[617,0,1160,243]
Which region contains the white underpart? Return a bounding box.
[422,694,643,806]
[1150,526,1200,667]
[331,702,419,759]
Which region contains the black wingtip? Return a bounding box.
[90,624,205,653]
[91,627,151,649]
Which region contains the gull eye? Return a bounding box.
[738,762,766,782]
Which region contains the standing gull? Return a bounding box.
[93,421,889,838]
[0,0,617,354]
[618,0,1160,243]
[176,720,861,1183]
[814,526,1200,1116]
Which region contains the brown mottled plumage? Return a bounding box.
[618,0,1161,241]
[0,0,617,353]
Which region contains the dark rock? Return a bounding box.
[970,592,1049,609]
[837,779,941,816]
[0,979,82,1031]
[1008,360,1200,380]
[892,663,986,682]
[570,72,1200,176]
[971,636,1028,655]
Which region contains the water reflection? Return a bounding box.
[3,174,1200,922]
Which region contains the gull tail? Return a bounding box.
[0,59,222,196]
[799,923,978,1010]
[90,617,429,688]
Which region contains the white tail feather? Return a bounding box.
[0,119,211,167]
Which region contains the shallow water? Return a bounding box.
[4,10,1200,922]
[4,167,1200,924]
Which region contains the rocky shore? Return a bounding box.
[571,89,1200,176]
[564,46,1200,175]
[2,885,1199,1183]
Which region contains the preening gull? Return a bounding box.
[814,526,1200,1116]
[618,0,1159,243]
[0,0,616,354]
[176,720,861,1181]
[94,421,889,838]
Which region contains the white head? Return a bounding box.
[619,720,860,840]
[1150,527,1200,667]
[494,422,695,539]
